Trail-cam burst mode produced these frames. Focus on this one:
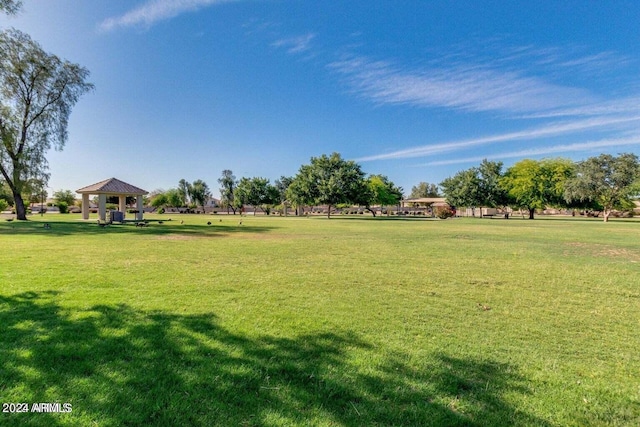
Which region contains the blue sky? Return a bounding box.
[2,0,639,198]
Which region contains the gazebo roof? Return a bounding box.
[76,178,148,195]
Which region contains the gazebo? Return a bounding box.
[76,178,148,222]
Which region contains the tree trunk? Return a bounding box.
[603,210,610,222]
[14,192,28,220]
[327,205,332,219]
[528,208,535,220]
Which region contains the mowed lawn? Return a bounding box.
[0,214,638,426]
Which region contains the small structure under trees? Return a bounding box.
[76,178,147,222]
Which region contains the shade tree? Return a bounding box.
[564,153,640,222]
[440,168,483,216]
[500,158,574,219]
[0,29,93,220]
[365,174,403,216]
[164,188,184,209]
[235,177,279,215]
[149,190,169,210]
[287,152,368,219]
[218,170,238,214]
[440,160,510,216]
[189,179,211,213]
[477,160,510,209]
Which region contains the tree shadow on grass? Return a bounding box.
[0,219,276,237]
[311,215,439,222]
[1,291,551,426]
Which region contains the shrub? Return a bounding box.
[157,208,165,214]
[57,201,69,214]
[435,206,454,219]
[0,199,8,212]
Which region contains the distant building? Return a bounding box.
[203,197,220,208]
[400,197,448,208]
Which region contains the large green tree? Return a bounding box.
[408,182,439,198]
[564,153,640,222]
[285,170,313,216]
[500,158,574,219]
[440,160,509,216]
[477,160,510,209]
[0,29,93,220]
[288,152,368,219]
[365,174,403,216]
[218,169,237,214]
[236,177,279,215]
[189,179,211,213]
[164,188,184,208]
[149,190,169,210]
[440,168,483,216]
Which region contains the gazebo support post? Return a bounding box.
[119,195,126,219]
[98,194,107,222]
[136,196,143,221]
[82,194,90,220]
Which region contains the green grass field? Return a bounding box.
[1,214,638,426]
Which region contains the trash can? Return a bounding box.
[111,211,124,222]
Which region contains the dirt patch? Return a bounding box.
[155,232,290,241]
[564,242,640,262]
[232,233,291,241]
[156,233,227,241]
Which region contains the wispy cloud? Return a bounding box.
[431,41,630,78]
[341,42,640,165]
[329,55,593,115]
[356,115,640,162]
[425,134,640,166]
[271,33,316,54]
[518,95,640,119]
[99,0,237,32]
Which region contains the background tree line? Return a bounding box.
[146,153,404,219]
[5,151,639,223]
[145,152,640,224]
[438,154,640,222]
